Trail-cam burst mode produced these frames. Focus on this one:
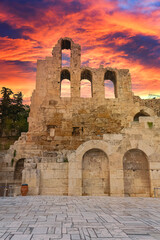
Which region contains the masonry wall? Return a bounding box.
[134,96,160,116]
[27,37,153,152]
[1,38,160,197]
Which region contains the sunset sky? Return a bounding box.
[0,0,160,103]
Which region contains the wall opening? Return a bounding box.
[60,69,71,97]
[80,70,92,98]
[61,39,71,67]
[104,70,117,98]
[123,149,150,197]
[47,125,56,137]
[72,127,80,136]
[134,110,150,121]
[14,158,25,181]
[82,148,110,196]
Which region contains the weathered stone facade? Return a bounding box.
[1,37,160,197]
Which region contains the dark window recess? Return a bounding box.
[134,111,150,121]
[72,127,80,136]
[61,40,71,50]
[47,125,56,131]
[14,159,25,180]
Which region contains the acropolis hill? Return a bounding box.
[1,37,160,197]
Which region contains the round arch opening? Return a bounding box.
[82,148,110,196]
[123,149,150,197]
[133,110,150,121]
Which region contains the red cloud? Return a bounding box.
[0,0,160,102]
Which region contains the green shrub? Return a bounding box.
[63,157,68,162]
[147,122,153,128]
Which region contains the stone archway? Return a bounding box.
[123,149,150,197]
[68,140,112,196]
[82,148,110,196]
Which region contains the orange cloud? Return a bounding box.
[0,61,35,103]
[0,0,160,103]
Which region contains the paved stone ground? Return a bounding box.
[0,196,160,240]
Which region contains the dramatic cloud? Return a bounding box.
[0,0,160,103]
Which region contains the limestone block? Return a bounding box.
[109,153,123,169]
[110,178,124,191]
[110,170,124,179]
[138,141,155,156]
[103,134,123,141]
[69,162,81,178]
[41,178,68,188]
[150,162,160,170]
[139,116,155,123]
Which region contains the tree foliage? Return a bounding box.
[0,87,29,137]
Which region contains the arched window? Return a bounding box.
[134,110,150,121]
[80,69,92,98]
[61,39,71,67]
[60,70,71,97]
[104,70,117,98]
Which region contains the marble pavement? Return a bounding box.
[0,196,160,240]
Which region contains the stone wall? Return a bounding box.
[27,38,156,152]
[1,38,160,197]
[134,96,160,116]
[68,117,160,197]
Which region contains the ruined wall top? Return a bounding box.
[52,37,81,69]
[35,37,133,101]
[27,37,158,150]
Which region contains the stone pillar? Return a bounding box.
[71,70,81,99]
[68,152,82,196]
[22,159,40,195]
[117,69,133,100]
[109,153,124,196]
[70,43,81,69]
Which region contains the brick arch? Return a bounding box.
[61,69,70,81]
[118,137,156,158]
[131,106,155,121]
[134,110,150,121]
[75,140,111,162]
[58,37,73,49]
[61,39,71,50]
[81,69,92,82]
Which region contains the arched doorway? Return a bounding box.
[14,159,25,181]
[82,148,110,196]
[123,149,150,197]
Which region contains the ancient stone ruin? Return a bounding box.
[1,37,160,197]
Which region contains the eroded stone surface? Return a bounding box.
[0,38,160,197]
